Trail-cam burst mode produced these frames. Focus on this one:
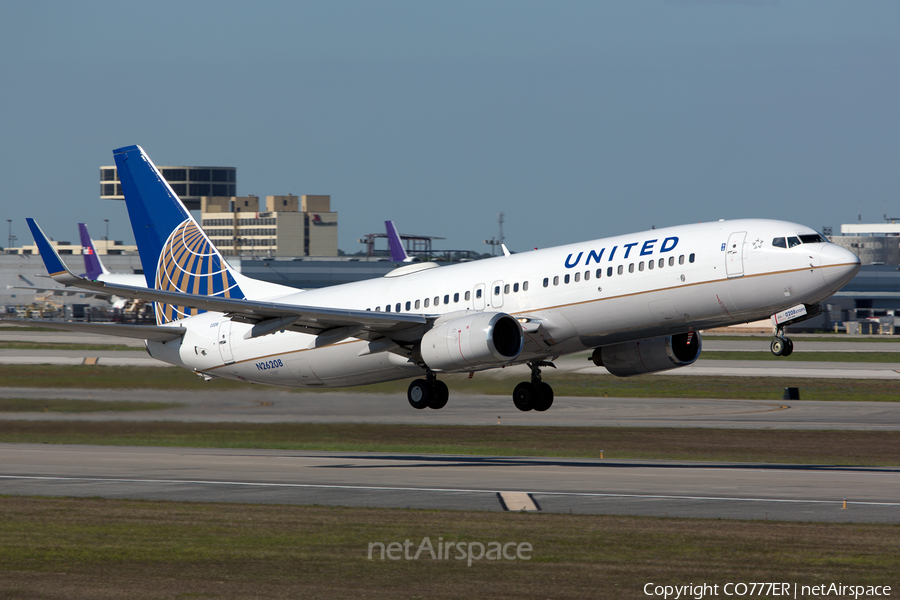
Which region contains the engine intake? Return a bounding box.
[591,331,702,377]
[420,312,523,372]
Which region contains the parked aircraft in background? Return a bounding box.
[78,223,146,309]
[78,223,145,287]
[6,223,146,309]
[19,145,860,413]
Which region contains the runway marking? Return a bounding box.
[82,357,99,365]
[2,475,899,507]
[498,491,539,511]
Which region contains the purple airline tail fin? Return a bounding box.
[78,223,107,279]
[385,221,410,262]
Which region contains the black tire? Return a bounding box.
[513,382,536,412]
[770,338,785,356]
[428,380,449,409]
[533,382,554,412]
[782,338,794,357]
[407,379,431,409]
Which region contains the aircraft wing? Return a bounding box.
[27,218,428,340]
[7,284,117,301]
[0,318,186,342]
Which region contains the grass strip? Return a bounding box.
[0,341,143,351]
[0,496,896,600]
[700,351,900,363]
[1,422,898,465]
[0,365,898,401]
[0,398,182,413]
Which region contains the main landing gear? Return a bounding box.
[512,361,555,412]
[770,326,794,357]
[407,371,449,410]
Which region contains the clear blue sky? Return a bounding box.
[2,1,898,254]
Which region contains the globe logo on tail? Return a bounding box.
[154,220,243,324]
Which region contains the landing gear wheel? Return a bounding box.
[782,338,794,357]
[407,379,431,409]
[513,382,536,411]
[428,380,449,409]
[770,338,785,356]
[533,382,554,412]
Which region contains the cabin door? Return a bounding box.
[725,231,747,278]
[217,320,235,364]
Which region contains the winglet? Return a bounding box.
[26,218,83,285]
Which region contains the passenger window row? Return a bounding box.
[496,281,529,295]
[542,254,696,288]
[366,281,530,313]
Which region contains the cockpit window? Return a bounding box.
[773,234,826,248]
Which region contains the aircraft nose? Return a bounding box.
[819,243,861,293]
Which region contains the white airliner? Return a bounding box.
[21,145,860,412]
[7,223,146,308]
[78,222,146,288]
[78,222,146,308]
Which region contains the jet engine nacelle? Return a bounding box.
[591,331,702,377]
[420,311,523,372]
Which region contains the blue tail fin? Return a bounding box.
[113,145,244,324]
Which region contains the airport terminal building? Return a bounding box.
[101,165,236,211]
[200,194,337,257]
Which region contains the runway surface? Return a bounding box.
[3,328,897,522]
[2,387,899,430]
[1,443,897,523]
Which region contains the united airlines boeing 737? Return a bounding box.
[20,145,860,412]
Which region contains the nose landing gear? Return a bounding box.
[512,361,555,412]
[769,303,821,357]
[770,326,794,357]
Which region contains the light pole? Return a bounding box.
[104,219,109,254]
